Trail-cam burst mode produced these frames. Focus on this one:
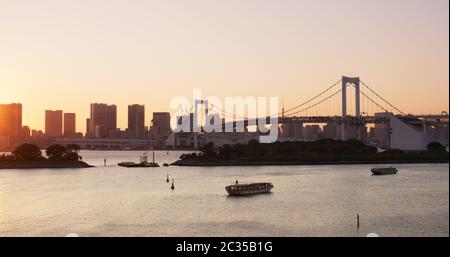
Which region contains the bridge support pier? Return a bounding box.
[341,124,346,141]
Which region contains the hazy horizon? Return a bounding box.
[1,0,448,133]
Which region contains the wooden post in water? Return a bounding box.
[357,214,360,229]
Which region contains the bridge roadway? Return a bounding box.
[218,116,388,129]
[218,114,448,129]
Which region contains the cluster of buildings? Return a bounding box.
[0,103,172,151]
[59,103,172,150]
[45,110,81,138]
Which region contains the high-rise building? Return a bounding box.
[150,112,172,139]
[22,126,31,137]
[128,104,145,139]
[0,103,22,138]
[106,105,117,133]
[45,110,63,136]
[86,118,91,136]
[90,103,117,138]
[63,113,76,137]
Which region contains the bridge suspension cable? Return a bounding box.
[193,78,405,123]
[209,103,248,120]
[286,88,343,117]
[281,79,342,116]
[360,80,405,115]
[360,90,390,113]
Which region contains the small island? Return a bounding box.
[172,139,449,166]
[0,143,92,169]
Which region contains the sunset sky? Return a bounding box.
[0,0,448,132]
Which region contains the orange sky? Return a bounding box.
[0,0,448,133]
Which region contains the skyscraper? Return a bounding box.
[106,105,117,133]
[128,104,145,139]
[22,126,31,137]
[86,118,91,137]
[150,112,172,139]
[45,110,63,136]
[0,103,22,138]
[63,113,76,137]
[90,103,117,138]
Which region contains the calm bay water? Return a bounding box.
[0,150,448,237]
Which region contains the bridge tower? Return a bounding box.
[341,76,361,141]
[194,99,209,119]
[341,76,361,117]
[193,99,209,149]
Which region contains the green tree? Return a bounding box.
[12,143,43,160]
[64,144,82,160]
[46,144,67,160]
[200,142,216,158]
[218,144,233,159]
[180,153,197,160]
[427,142,446,153]
[63,151,82,161]
[248,139,259,145]
[66,144,81,153]
[382,149,404,155]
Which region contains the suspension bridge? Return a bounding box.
[197,76,448,127]
[176,76,448,149]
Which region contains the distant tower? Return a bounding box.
[64,113,76,137]
[128,104,145,139]
[90,103,117,138]
[0,103,22,138]
[45,110,63,136]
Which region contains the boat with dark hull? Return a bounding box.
[371,167,398,175]
[225,182,273,196]
[118,153,160,168]
[118,161,159,168]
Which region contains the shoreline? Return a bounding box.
[172,159,449,167]
[0,160,94,169]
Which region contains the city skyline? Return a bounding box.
[0,0,449,132]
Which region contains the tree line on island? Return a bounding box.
[2,140,447,165]
[178,139,448,164]
[0,143,82,162]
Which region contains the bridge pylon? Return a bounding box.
[193,99,209,149]
[341,76,361,141]
[342,76,361,117]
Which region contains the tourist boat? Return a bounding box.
[371,167,398,175]
[118,153,159,168]
[225,182,274,196]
